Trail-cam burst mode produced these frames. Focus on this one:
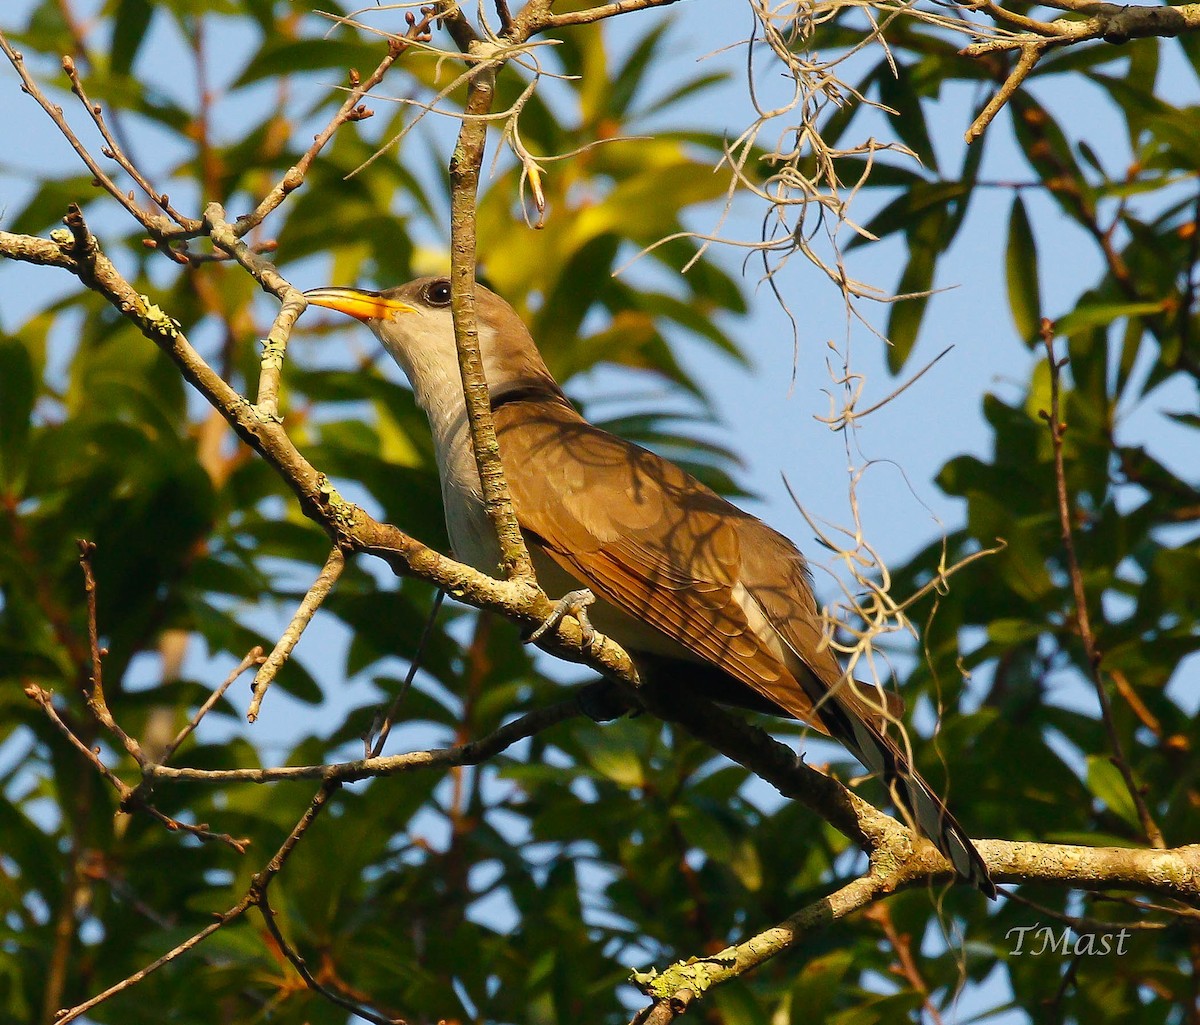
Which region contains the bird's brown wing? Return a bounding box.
[494,400,839,730]
[494,399,994,896]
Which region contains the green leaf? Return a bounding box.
[877,61,938,172]
[1085,755,1141,831]
[0,339,34,490]
[1055,300,1165,336]
[886,210,944,374]
[233,38,386,86]
[1005,195,1042,346]
[578,724,646,788]
[111,0,154,75]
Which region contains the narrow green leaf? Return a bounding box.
[111,0,154,76]
[877,61,938,172]
[580,727,646,788]
[886,239,937,373]
[1005,195,1042,346]
[1055,300,1164,336]
[233,39,385,86]
[1085,755,1141,831]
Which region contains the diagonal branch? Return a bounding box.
[248,546,345,722]
[53,781,345,1024]
[232,7,436,237]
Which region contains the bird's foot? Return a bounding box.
[528,588,597,651]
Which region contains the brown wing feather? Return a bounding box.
[494,401,828,728]
[734,519,906,725]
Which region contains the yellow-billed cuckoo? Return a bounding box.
[304,276,994,896]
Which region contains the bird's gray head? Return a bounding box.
[303,276,560,413]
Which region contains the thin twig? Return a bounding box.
[61,54,197,229]
[24,684,250,852]
[1005,888,1168,932]
[53,914,233,1024]
[161,647,265,762]
[443,34,536,581]
[55,782,343,1024]
[76,540,144,765]
[369,589,446,757]
[528,0,683,31]
[248,547,345,722]
[1038,320,1165,849]
[258,890,408,1025]
[0,29,195,240]
[964,43,1043,144]
[150,696,583,784]
[863,903,945,1025]
[202,203,307,423]
[232,6,437,236]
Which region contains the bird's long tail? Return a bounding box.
[823,687,996,898]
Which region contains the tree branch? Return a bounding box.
[248,546,345,722]
[0,29,198,239]
[232,7,436,237]
[961,1,1200,141]
[442,17,538,582]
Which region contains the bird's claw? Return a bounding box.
[528,588,597,651]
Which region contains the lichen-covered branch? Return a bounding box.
[961,2,1200,141]
[630,839,1200,1021]
[443,36,538,583]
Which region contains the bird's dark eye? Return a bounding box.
[424,280,452,307]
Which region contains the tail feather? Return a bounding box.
[831,695,996,898]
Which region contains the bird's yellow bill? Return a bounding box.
[303,286,416,322]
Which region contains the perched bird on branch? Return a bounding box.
[304,276,995,897]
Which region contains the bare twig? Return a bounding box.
[248,547,345,722]
[526,0,684,31]
[162,647,264,762]
[863,903,945,1025]
[150,695,583,785]
[60,54,197,229]
[76,540,144,765]
[964,43,1043,144]
[202,203,307,422]
[443,36,536,582]
[1038,320,1165,850]
[0,29,196,240]
[233,6,437,236]
[55,782,344,1024]
[259,890,408,1025]
[24,684,251,852]
[53,912,233,1024]
[1004,888,1169,933]
[369,589,446,757]
[962,0,1200,56]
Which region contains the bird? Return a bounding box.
[303,275,995,897]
